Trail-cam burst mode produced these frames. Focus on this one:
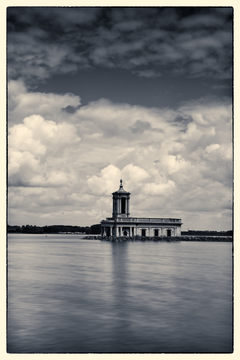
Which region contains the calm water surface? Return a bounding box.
[8,234,232,353]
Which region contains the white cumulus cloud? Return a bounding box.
[9,114,81,187]
[8,81,232,229]
[8,80,81,124]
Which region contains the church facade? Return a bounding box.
[101,180,182,238]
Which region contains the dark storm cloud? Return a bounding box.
[62,105,81,114]
[172,114,193,128]
[130,120,151,133]
[8,7,232,82]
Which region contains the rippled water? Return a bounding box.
[8,234,232,353]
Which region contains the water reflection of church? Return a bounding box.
[101,180,182,238]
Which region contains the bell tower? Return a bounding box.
[112,180,130,219]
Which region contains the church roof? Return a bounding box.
[112,179,130,195]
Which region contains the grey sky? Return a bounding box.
[8,7,233,230]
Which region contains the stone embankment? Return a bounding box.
[83,235,232,242]
[178,235,232,242]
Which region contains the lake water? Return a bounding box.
[8,234,233,353]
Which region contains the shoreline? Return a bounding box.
[7,232,233,242]
[86,235,233,242]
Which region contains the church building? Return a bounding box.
[101,180,182,238]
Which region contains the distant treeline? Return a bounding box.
[8,225,232,237]
[8,224,102,234]
[181,230,232,236]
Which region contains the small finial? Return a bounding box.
[120,179,123,188]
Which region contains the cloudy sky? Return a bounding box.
[8,7,233,230]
